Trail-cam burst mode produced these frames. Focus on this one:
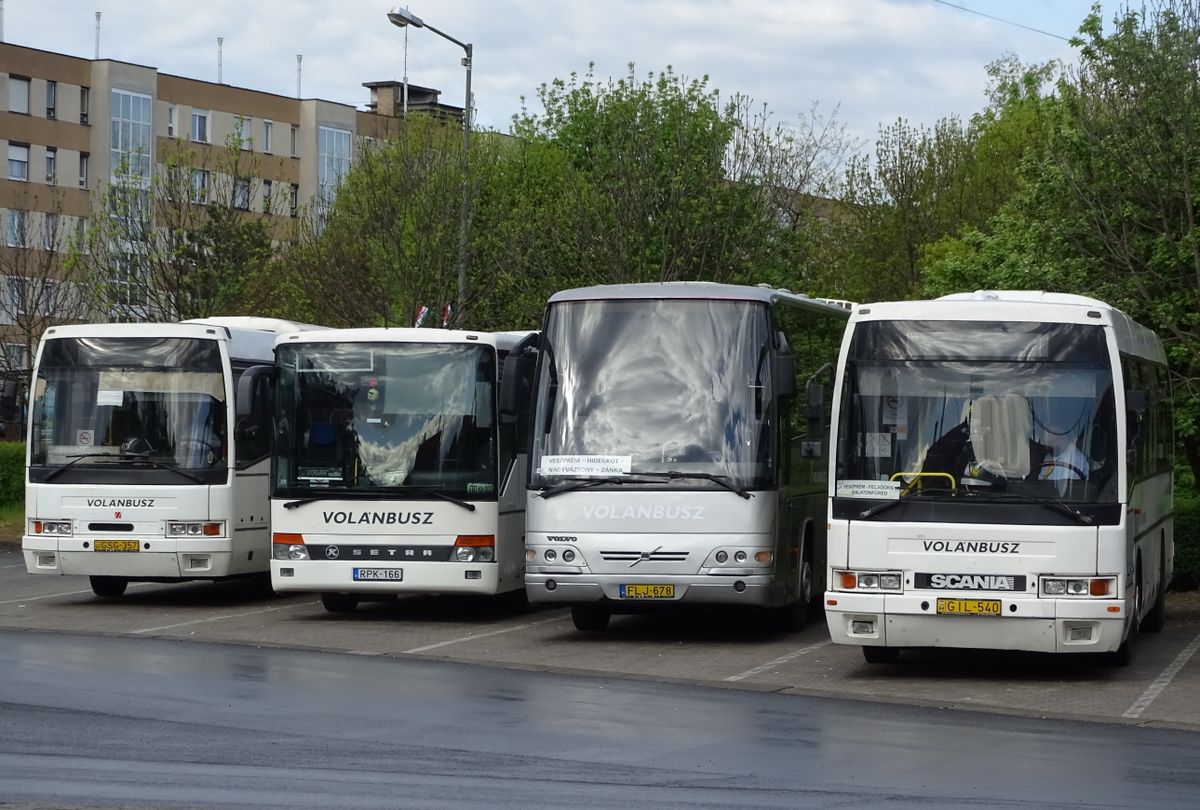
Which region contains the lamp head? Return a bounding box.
[387,9,425,29]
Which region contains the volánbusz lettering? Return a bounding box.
[581,504,706,521]
[922,540,1021,554]
[86,498,156,508]
[321,511,434,526]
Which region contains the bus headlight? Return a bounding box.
[835,569,904,592]
[272,533,306,560]
[31,519,73,536]
[167,521,224,537]
[1041,576,1116,597]
[454,535,495,563]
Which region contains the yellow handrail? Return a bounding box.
[890,471,957,496]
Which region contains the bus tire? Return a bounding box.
[571,604,611,632]
[1110,564,1140,666]
[1141,540,1167,634]
[320,592,359,613]
[89,576,128,598]
[863,646,899,664]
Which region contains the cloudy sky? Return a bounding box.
[3,1,1115,146]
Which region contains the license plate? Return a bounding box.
[94,540,139,552]
[937,598,1001,616]
[619,584,675,599]
[353,568,403,581]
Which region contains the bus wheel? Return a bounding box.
[863,646,899,664]
[90,576,128,598]
[770,559,814,632]
[320,592,360,613]
[1141,541,1167,634]
[571,604,611,632]
[1109,567,1140,666]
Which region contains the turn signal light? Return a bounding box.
[272,532,305,545]
[840,572,858,589]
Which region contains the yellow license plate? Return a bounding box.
[94,540,140,552]
[620,584,675,599]
[937,598,1001,616]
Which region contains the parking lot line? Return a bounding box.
[0,563,27,569]
[724,640,832,682]
[403,616,566,654]
[132,601,318,634]
[1122,631,1200,719]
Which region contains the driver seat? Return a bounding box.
[969,394,1032,478]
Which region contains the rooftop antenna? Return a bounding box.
[296,54,302,98]
[94,11,101,59]
[218,37,223,83]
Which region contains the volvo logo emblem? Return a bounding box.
[627,545,661,568]
[325,545,341,560]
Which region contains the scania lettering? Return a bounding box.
[22,317,324,596]
[269,328,536,613]
[514,283,850,632]
[824,291,1172,663]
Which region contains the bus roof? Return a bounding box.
[851,291,1164,364]
[547,282,853,317]
[274,327,535,352]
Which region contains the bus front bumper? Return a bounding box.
[22,535,235,579]
[271,560,508,596]
[824,591,1129,654]
[526,572,778,607]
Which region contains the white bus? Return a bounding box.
[825,291,1172,663]
[515,282,849,631]
[22,317,322,596]
[265,328,537,613]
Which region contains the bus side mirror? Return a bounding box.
[801,383,825,457]
[0,380,16,421]
[236,365,275,420]
[500,333,539,425]
[1125,389,1146,416]
[775,353,796,399]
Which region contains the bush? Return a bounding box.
[0,442,22,507]
[1173,490,1200,590]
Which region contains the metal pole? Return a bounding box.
[456,44,472,325]
[94,12,101,59]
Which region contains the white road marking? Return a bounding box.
[725,640,832,682]
[133,601,318,634]
[403,616,565,654]
[1122,632,1200,719]
[0,563,28,569]
[0,582,158,605]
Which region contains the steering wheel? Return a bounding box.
[1035,460,1087,480]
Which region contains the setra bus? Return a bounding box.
[22,317,323,596]
[824,291,1172,663]
[264,328,537,612]
[514,282,849,631]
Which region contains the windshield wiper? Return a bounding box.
[283,496,330,510]
[116,453,207,484]
[859,488,953,519]
[654,470,752,500]
[537,476,632,500]
[285,487,476,512]
[381,486,476,512]
[976,492,1094,525]
[43,452,122,482]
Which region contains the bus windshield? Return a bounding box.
[530,298,775,490]
[274,342,498,499]
[29,337,228,484]
[836,320,1119,505]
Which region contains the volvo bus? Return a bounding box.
[265,328,537,613]
[825,291,1172,663]
[22,317,322,596]
[514,282,850,631]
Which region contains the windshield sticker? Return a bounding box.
[540,455,632,477]
[467,482,494,494]
[865,432,892,458]
[836,479,901,500]
[96,389,124,406]
[299,466,344,482]
[75,430,94,447]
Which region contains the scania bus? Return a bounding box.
[824,291,1172,663]
[514,282,850,631]
[265,328,537,613]
[22,317,322,596]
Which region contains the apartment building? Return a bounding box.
[0,40,463,435]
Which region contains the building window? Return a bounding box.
[289,183,299,217]
[191,110,209,143]
[80,86,90,124]
[3,343,29,372]
[43,213,57,251]
[75,217,88,254]
[262,179,273,213]
[317,125,352,211]
[110,90,153,181]
[7,144,29,181]
[234,178,250,210]
[45,148,57,184]
[235,116,251,149]
[167,104,177,137]
[79,152,90,188]
[290,125,299,157]
[5,210,27,248]
[45,80,57,119]
[191,169,209,204]
[263,121,273,154]
[8,76,29,114]
[37,281,59,316]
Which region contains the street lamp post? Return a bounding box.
[387,8,472,326]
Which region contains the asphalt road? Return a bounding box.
[2,544,1200,734]
[2,630,1199,810]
